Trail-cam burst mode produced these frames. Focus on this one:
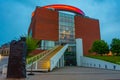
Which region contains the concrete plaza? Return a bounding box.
[0,66,120,80]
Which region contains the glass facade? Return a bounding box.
[59,12,75,44]
[58,12,76,66]
[41,40,55,50]
[29,29,32,37]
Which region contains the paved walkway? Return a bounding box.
[0,66,120,80]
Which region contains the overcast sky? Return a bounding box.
[0,0,120,46]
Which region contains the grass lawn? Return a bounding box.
[86,55,120,65]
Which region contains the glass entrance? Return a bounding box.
[64,46,76,66]
[58,12,76,66]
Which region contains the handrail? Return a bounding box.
[38,46,63,70]
[50,44,68,71]
[26,46,59,66]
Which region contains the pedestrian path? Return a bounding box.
[0,66,120,80]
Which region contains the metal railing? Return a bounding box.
[50,44,68,71]
[26,46,59,68]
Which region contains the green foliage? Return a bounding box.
[110,38,120,56]
[26,36,39,56]
[90,40,109,55]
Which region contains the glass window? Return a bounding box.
[29,29,32,37]
[59,12,75,44]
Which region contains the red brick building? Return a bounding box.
[28,4,100,56]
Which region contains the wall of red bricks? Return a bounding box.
[75,15,101,55]
[29,7,59,41]
[28,8,101,55]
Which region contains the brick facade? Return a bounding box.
[28,7,59,41]
[28,7,100,55]
[75,15,100,55]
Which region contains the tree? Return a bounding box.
[110,38,120,56]
[25,36,40,75]
[26,36,39,56]
[90,40,109,56]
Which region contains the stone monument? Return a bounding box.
[7,37,27,79]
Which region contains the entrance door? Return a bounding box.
[64,46,76,66]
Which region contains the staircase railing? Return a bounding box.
[26,46,59,68]
[50,44,68,71]
[36,46,63,71]
[26,44,68,71]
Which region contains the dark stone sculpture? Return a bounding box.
[7,37,27,78]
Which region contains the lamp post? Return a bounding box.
[28,59,34,75]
